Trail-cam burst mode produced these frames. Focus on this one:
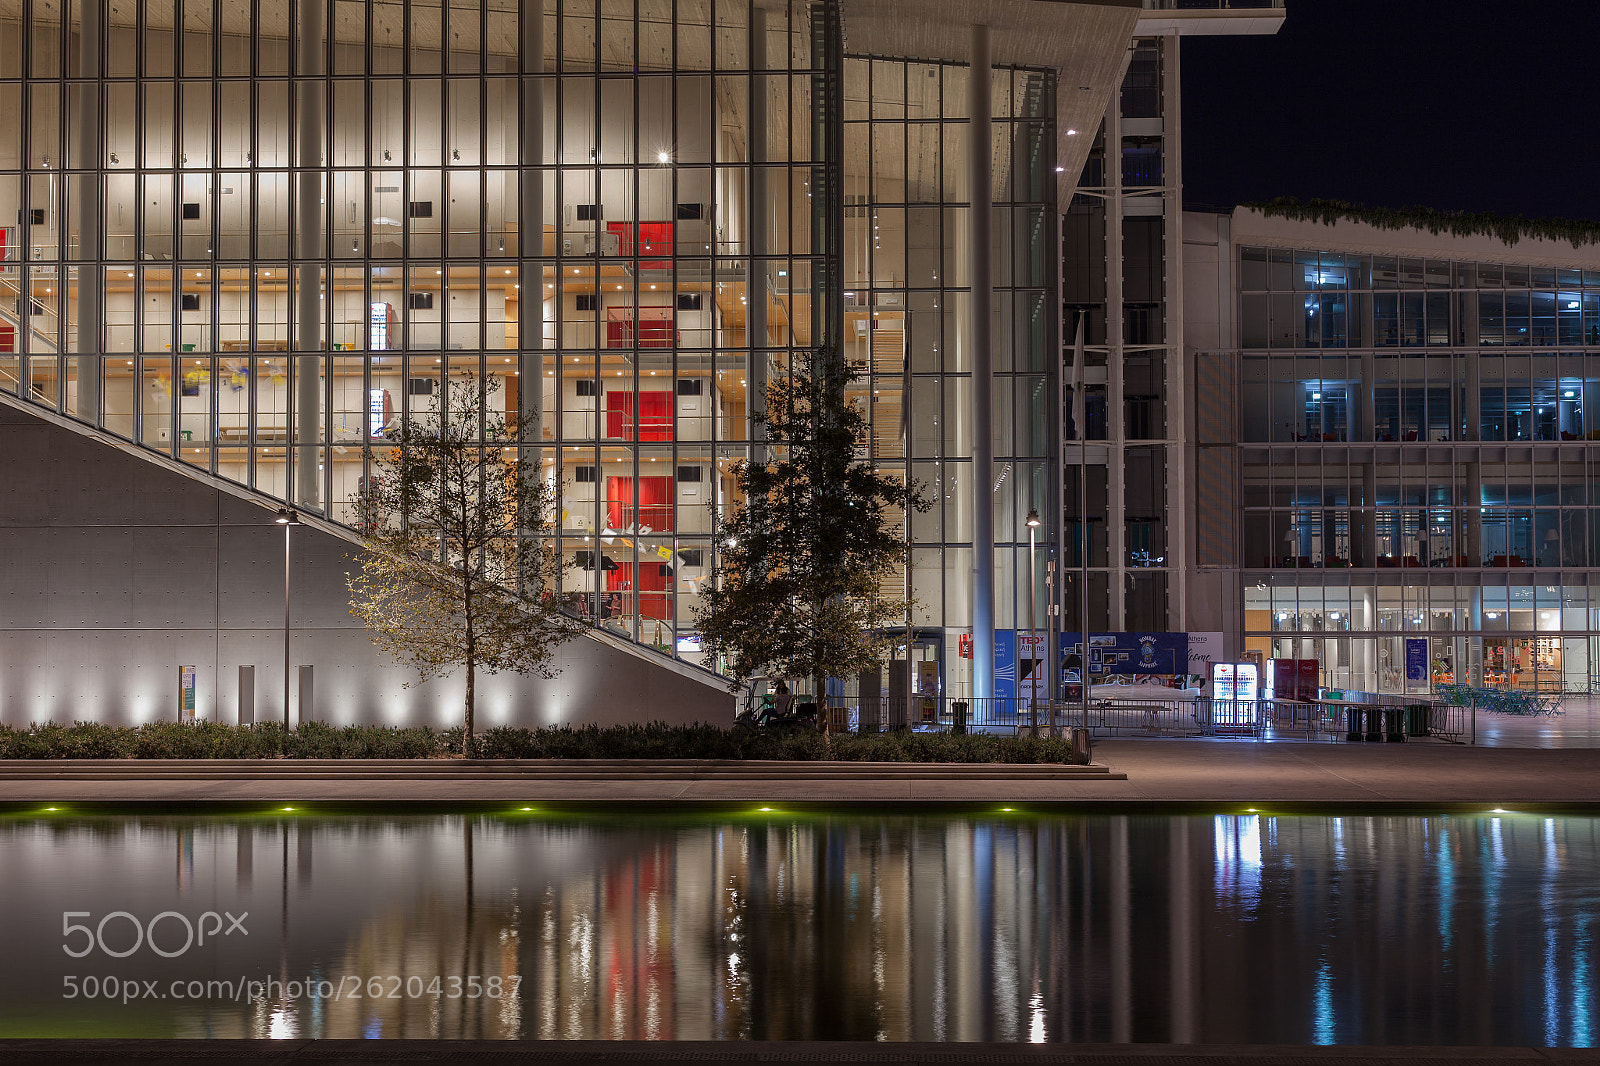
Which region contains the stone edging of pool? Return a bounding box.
[0,1039,1596,1064]
[7,741,1600,804]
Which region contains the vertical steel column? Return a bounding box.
[294,0,325,509]
[747,7,768,455]
[1162,32,1186,630]
[969,23,995,703]
[74,0,102,424]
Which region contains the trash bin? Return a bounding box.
[951,701,968,735]
[1344,705,1363,742]
[1405,703,1430,738]
[1383,707,1406,742]
[1070,726,1092,765]
[1363,707,1384,742]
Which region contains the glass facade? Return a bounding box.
[1239,245,1600,692]
[0,0,1056,687]
[1060,36,1179,635]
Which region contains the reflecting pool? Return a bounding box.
[1,810,1596,1044]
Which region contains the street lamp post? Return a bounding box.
[275,508,300,743]
[1026,507,1041,737]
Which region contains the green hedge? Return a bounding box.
[0,721,1072,763]
[0,721,452,760]
[475,723,1074,763]
[1245,197,1600,250]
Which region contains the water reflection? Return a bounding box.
[1,812,1597,1045]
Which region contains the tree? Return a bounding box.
[348,376,583,755]
[696,354,926,736]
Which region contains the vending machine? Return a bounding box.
[1211,662,1260,729]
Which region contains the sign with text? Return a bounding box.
[178,666,196,722]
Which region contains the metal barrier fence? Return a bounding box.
[824,694,1457,742]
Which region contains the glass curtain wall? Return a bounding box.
[1239,245,1600,692]
[846,56,1056,700]
[0,0,839,670]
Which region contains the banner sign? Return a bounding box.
[1058,632,1188,676]
[179,665,196,722]
[1405,638,1428,685]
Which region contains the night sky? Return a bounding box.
[1179,2,1600,221]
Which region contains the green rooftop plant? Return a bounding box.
[1244,197,1600,250]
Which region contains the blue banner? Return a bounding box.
[1058,632,1188,676]
[1405,638,1428,684]
[994,629,1017,704]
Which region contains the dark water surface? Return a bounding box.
[1,809,1596,1045]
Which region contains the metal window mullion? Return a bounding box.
[668,0,680,648]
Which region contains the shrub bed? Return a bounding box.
[0,721,1072,763]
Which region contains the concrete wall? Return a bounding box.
[0,403,733,729]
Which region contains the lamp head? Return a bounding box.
[1025,508,1041,528]
[275,508,300,526]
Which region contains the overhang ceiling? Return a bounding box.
[841,0,1142,207]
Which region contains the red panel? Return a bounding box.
[604,390,673,441]
[605,306,675,349]
[605,476,674,532]
[0,323,13,353]
[605,221,674,269]
[605,392,633,439]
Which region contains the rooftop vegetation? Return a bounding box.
[1244,197,1600,250]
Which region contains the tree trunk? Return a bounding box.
[464,656,476,757]
[815,671,828,747]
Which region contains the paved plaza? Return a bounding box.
[2,734,1600,805]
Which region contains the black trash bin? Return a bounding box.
[1344,705,1363,742]
[1405,703,1430,738]
[1363,706,1384,742]
[1383,707,1406,742]
[951,701,968,735]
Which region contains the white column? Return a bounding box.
[294,0,325,509]
[746,7,769,457]
[969,24,995,702]
[74,0,102,423]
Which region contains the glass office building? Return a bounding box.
[1222,221,1600,693]
[0,0,1076,699]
